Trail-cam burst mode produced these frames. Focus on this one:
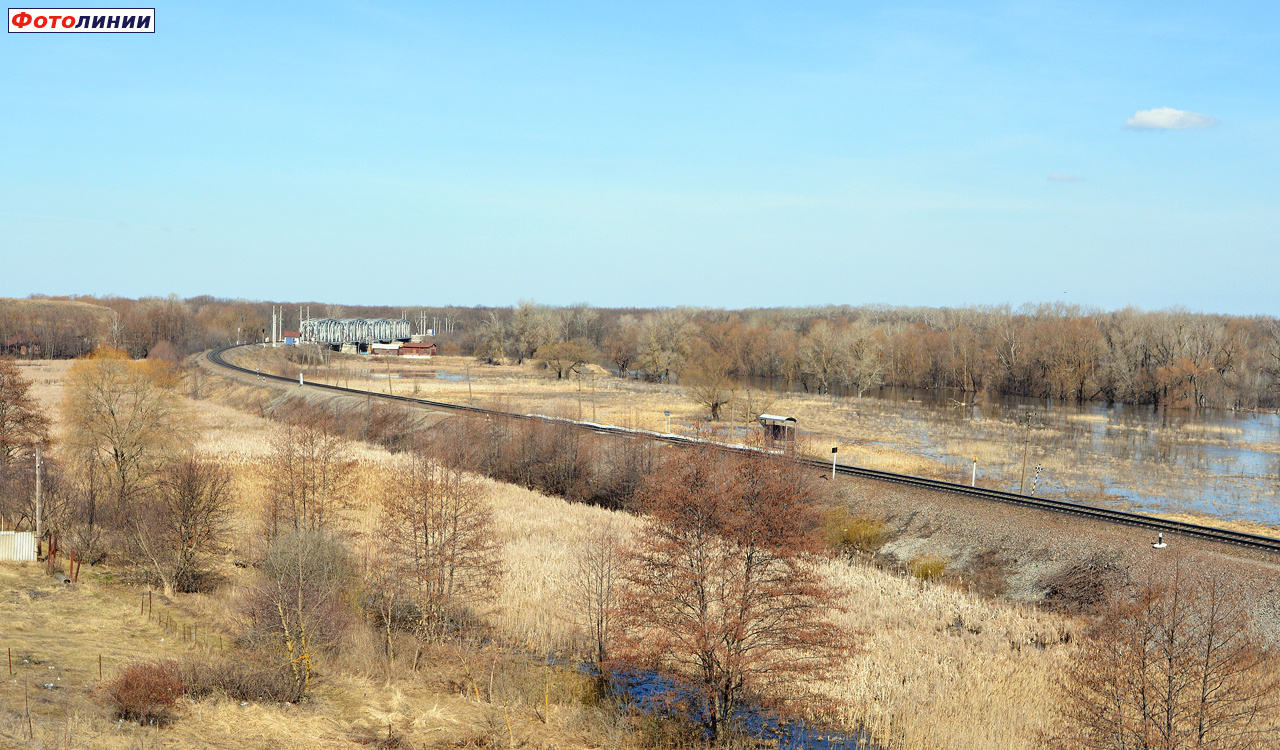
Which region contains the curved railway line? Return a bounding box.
[208,344,1280,555]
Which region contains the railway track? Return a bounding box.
[207,344,1280,555]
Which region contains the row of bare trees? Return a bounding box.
[454,302,1280,410]
[11,294,1280,408]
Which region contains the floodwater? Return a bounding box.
[755,378,1280,527]
[610,668,874,750]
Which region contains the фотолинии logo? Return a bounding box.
[8,8,154,32]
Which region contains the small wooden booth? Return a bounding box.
[757,414,797,452]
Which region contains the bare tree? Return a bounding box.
[474,312,508,364]
[511,299,556,365]
[380,453,503,641]
[605,317,640,377]
[570,520,625,664]
[61,348,192,522]
[799,320,847,394]
[535,339,595,380]
[619,446,852,743]
[558,303,602,344]
[364,562,411,669]
[837,320,886,397]
[636,310,693,382]
[129,455,232,596]
[0,358,50,468]
[1050,557,1280,750]
[262,420,355,539]
[0,358,54,535]
[0,451,71,536]
[735,385,776,426]
[242,531,354,701]
[683,348,737,421]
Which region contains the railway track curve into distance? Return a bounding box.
[207,344,1280,556]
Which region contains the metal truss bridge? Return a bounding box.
[299,318,410,345]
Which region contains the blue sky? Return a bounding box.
[3,1,1278,313]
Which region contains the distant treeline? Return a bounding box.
[5,295,1280,409]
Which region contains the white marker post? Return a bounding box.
[1153,533,1167,549]
[971,458,977,487]
[664,410,671,433]
[831,446,838,480]
[299,372,303,386]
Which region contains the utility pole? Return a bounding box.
[34,446,42,551]
[1019,424,1032,493]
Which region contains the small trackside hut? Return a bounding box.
[757,414,797,453]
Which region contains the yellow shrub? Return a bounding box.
[823,508,888,553]
[910,555,947,581]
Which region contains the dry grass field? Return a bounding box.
[0,297,116,322]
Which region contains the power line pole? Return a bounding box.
[1019,426,1031,493]
[34,446,42,550]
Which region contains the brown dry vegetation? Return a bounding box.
[0,357,1098,750]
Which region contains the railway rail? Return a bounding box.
[208,344,1280,555]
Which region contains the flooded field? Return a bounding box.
[787,383,1280,527]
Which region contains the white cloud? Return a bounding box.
[1125,107,1219,130]
[1047,173,1080,182]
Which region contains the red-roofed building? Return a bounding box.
[400,341,437,357]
